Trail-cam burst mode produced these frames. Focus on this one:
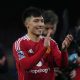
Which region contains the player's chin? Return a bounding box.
[36,31,42,35]
[34,32,41,36]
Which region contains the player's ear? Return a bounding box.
[24,20,27,26]
[24,19,29,29]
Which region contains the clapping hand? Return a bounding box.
[62,34,73,51]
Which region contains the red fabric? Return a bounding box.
[12,35,68,80]
[73,67,80,80]
[51,40,68,68]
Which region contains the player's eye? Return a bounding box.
[41,19,44,23]
[33,19,39,22]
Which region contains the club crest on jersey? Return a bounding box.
[17,50,25,60]
[28,49,34,54]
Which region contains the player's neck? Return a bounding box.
[27,33,40,42]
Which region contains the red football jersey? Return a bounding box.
[12,34,68,80]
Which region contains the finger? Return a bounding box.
[62,40,66,49]
[64,39,71,48]
[65,38,71,44]
[66,34,73,41]
[46,29,52,37]
[65,36,73,43]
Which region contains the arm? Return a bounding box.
[61,50,68,68]
[51,34,73,67]
[51,40,68,67]
[61,34,73,68]
[0,56,6,65]
[12,40,47,70]
[0,48,6,66]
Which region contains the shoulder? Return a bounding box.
[50,38,58,45]
[14,34,30,43]
[13,34,30,48]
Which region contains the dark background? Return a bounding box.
[0,0,80,80]
[0,0,80,49]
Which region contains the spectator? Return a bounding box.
[0,44,8,80]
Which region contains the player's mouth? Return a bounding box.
[36,27,43,30]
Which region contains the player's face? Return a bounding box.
[25,16,44,36]
[43,23,57,36]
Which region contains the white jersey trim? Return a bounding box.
[15,34,30,51]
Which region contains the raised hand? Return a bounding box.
[62,34,73,51]
[44,29,52,48]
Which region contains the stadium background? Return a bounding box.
[0,0,80,80]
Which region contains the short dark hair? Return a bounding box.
[42,10,58,25]
[22,6,42,22]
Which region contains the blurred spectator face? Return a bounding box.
[43,23,57,36]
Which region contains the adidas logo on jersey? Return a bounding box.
[28,49,34,54]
